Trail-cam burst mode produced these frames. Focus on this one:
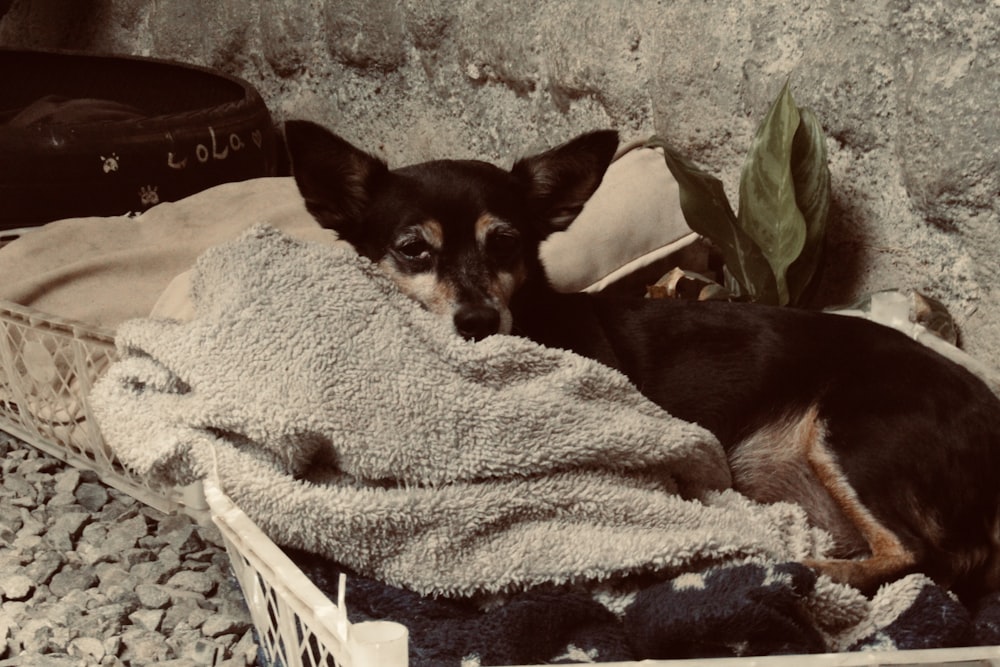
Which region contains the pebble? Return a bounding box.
[51,511,91,541]
[201,612,252,638]
[75,482,110,512]
[129,608,165,632]
[120,628,171,662]
[68,635,106,661]
[0,574,34,601]
[135,584,171,609]
[53,469,81,494]
[0,433,259,664]
[48,566,99,598]
[166,570,217,596]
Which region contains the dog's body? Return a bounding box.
[285,120,1000,599]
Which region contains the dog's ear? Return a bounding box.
[511,130,619,236]
[284,120,389,240]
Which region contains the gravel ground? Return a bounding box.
[0,431,259,666]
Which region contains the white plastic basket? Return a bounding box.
[205,478,353,667]
[5,233,1000,667]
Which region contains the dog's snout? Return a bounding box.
[454,305,501,341]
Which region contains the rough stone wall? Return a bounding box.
[2,0,999,366]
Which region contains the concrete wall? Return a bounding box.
[3,0,999,365]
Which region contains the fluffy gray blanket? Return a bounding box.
[91,225,833,598]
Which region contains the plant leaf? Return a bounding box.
[649,137,778,303]
[786,106,831,305]
[737,80,807,306]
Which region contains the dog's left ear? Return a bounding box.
[511,130,619,236]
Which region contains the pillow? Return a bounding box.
[540,140,698,294]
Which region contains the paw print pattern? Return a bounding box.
[139,185,160,206]
[101,153,120,173]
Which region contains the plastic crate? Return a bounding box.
[205,478,353,667]
[5,232,1000,667]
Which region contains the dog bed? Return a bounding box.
[0,48,278,229]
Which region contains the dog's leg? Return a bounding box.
[800,410,919,593]
[730,405,918,593]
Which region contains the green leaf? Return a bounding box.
[786,106,831,305]
[737,80,807,306]
[644,81,831,307]
[649,137,778,303]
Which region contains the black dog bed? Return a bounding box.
[0,48,278,230]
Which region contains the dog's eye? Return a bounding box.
[486,231,521,263]
[395,237,433,263]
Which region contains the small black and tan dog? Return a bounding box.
[284,120,1000,599]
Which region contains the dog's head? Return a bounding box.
[284,120,618,340]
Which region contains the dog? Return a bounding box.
[284,119,1000,600]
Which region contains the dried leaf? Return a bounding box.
[911,291,958,345]
[647,267,733,301]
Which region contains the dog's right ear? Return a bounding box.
[284,120,389,240]
[511,129,619,238]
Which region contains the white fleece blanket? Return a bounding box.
[90,225,831,597]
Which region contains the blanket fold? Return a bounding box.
[91,225,832,598]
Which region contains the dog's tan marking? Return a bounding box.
[379,216,528,336]
[377,257,456,319]
[923,500,1000,593]
[904,489,947,548]
[731,405,917,592]
[730,409,867,557]
[377,219,454,321]
[494,266,527,302]
[475,213,499,247]
[420,219,444,250]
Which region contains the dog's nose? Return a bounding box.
[454,305,501,341]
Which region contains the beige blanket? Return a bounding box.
[0,177,338,329]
